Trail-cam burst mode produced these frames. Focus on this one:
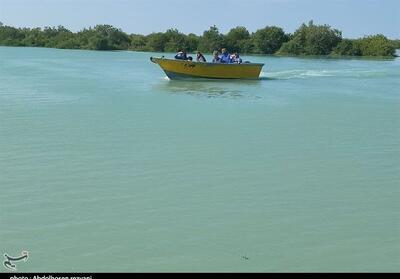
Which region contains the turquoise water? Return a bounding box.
[1,46,399,272]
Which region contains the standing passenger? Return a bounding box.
[220,48,232,63]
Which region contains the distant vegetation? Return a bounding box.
[0,21,397,57]
[390,39,400,50]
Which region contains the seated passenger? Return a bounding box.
[220,48,232,63]
[231,52,243,64]
[175,50,188,60]
[196,51,207,62]
[212,51,221,63]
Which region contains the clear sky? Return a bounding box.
[1,0,399,39]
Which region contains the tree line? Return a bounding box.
[0,21,397,57]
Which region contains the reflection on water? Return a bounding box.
[153,77,264,99]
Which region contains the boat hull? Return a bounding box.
[150,57,264,80]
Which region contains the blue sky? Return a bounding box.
[1,0,399,38]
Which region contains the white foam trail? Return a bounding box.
[263,68,388,80]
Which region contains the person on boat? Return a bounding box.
[220,48,232,63]
[196,51,206,62]
[212,51,221,63]
[231,52,243,64]
[175,49,188,60]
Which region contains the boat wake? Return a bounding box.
[262,68,389,80]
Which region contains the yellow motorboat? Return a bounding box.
[150,57,264,80]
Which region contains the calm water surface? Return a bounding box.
[1,47,399,272]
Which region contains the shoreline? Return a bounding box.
[1,45,398,60]
[1,23,398,58]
